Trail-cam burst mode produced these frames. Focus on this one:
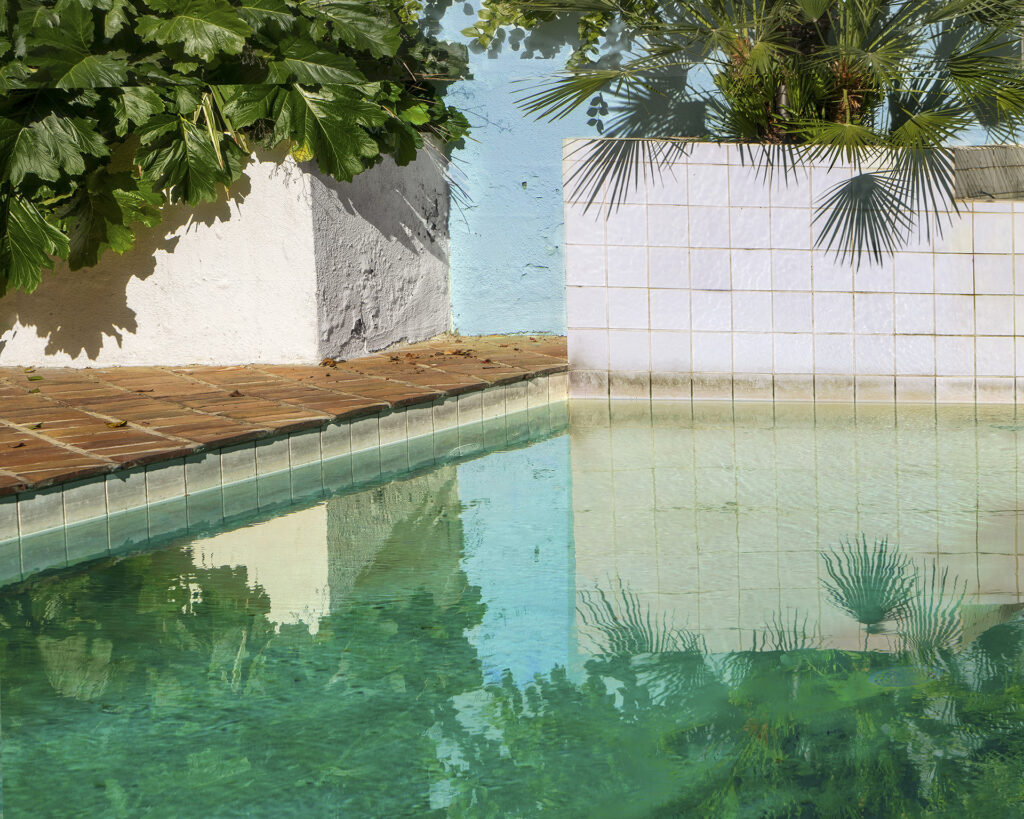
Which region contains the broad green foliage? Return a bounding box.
[0,0,469,293]
[489,0,1024,260]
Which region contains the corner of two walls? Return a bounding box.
[0,150,453,368]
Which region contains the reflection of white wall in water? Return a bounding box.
[192,504,330,635]
[570,400,1024,654]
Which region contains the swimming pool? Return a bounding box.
[3,400,1024,815]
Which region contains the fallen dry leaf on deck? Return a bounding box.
[107,420,128,428]
[27,422,42,429]
[228,390,243,397]
[320,358,337,368]
[9,442,25,448]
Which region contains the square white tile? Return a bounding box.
[607,287,650,329]
[732,249,772,290]
[814,292,853,333]
[565,244,607,287]
[935,336,975,376]
[733,291,773,332]
[220,443,256,484]
[690,248,732,290]
[976,336,1014,377]
[458,391,484,425]
[935,294,975,335]
[608,330,651,371]
[255,437,290,474]
[566,286,608,329]
[854,293,894,334]
[63,479,107,525]
[975,295,1014,336]
[773,333,814,374]
[647,168,687,205]
[350,416,380,452]
[770,208,811,250]
[814,334,855,373]
[689,206,730,248]
[648,205,690,246]
[934,254,974,294]
[321,421,351,458]
[649,289,690,331]
[894,293,935,334]
[607,245,648,287]
[650,331,691,372]
[691,290,731,332]
[894,335,935,376]
[605,204,647,246]
[648,247,688,288]
[406,404,434,438]
[689,164,730,207]
[19,487,66,535]
[975,253,1014,295]
[733,333,774,372]
[812,251,853,291]
[107,468,148,512]
[568,329,610,369]
[505,382,529,414]
[564,202,606,244]
[691,332,733,371]
[893,252,933,293]
[773,292,813,333]
[772,250,812,291]
[855,334,895,375]
[481,386,507,421]
[974,212,1013,254]
[729,207,771,249]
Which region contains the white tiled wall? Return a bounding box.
[564,140,1024,403]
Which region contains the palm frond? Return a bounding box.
[821,535,917,636]
[897,560,966,659]
[577,581,703,657]
[751,609,821,652]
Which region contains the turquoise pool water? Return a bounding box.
[4,402,1024,815]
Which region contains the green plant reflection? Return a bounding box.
[3,530,1024,816]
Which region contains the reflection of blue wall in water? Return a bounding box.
[457,434,574,684]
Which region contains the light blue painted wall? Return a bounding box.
[437,8,995,336]
[439,7,585,336]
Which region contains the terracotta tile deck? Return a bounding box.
[0,335,567,497]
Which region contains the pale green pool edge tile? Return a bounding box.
[148,496,190,541]
[258,472,293,511]
[291,462,325,503]
[185,451,222,494]
[106,467,148,514]
[0,536,21,586]
[20,529,67,576]
[146,459,186,504]
[321,421,352,459]
[19,486,66,536]
[65,518,111,564]
[1,495,19,541]
[290,428,322,467]
[63,478,108,527]
[256,437,291,476]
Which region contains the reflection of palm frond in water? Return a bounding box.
[751,610,821,653]
[898,562,966,659]
[577,583,702,657]
[822,535,916,645]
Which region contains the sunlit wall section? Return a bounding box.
[569,400,1024,655]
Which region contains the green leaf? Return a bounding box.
[0,112,107,185]
[135,0,253,62]
[60,169,162,268]
[113,87,165,137]
[105,0,135,38]
[266,39,363,84]
[271,84,379,180]
[24,3,130,88]
[309,0,401,58]
[237,0,294,33]
[136,113,240,203]
[0,192,68,293]
[398,102,430,125]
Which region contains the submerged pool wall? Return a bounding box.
[565,140,1024,403]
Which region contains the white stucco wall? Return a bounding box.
[310,149,451,360]
[565,139,1024,404]
[0,149,451,367]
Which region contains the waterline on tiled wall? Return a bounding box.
[0,375,568,588]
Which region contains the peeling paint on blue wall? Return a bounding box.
[440,7,585,336]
